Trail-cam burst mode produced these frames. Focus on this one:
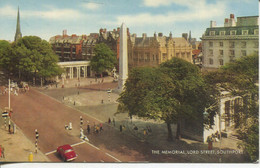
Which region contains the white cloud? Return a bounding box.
[81,2,101,10]
[143,0,199,8]
[0,5,17,17]
[113,0,226,26]
[0,5,83,20]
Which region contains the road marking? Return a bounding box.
[71,140,86,147]
[45,141,87,156]
[85,141,100,150]
[45,150,56,156]
[105,153,121,162]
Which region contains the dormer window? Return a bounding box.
[210,31,215,36]
[254,29,259,35]
[242,30,248,35]
[230,30,236,35]
[220,31,225,36]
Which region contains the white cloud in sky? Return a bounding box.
[113,0,226,26]
[0,5,83,20]
[0,5,17,17]
[81,2,101,10]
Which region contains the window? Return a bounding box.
[254,42,259,48]
[210,31,215,36]
[230,50,235,56]
[209,41,213,47]
[219,50,224,56]
[209,49,213,56]
[254,29,259,35]
[209,58,213,65]
[219,59,224,65]
[242,30,248,35]
[241,50,247,57]
[230,42,235,48]
[230,30,236,35]
[220,31,225,36]
[241,42,246,48]
[219,42,223,47]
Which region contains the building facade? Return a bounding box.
[201,14,259,69]
[128,32,193,69]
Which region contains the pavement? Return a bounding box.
[0,76,249,163]
[0,114,49,162]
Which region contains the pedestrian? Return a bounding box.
[1,146,4,158]
[87,124,90,134]
[8,120,11,133]
[143,129,147,136]
[120,125,122,132]
[96,126,99,134]
[108,117,111,124]
[56,83,58,88]
[100,123,103,132]
[0,145,2,158]
[112,118,115,126]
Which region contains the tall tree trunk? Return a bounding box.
[166,122,173,141]
[176,121,181,140]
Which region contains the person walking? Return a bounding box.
[108,118,111,124]
[100,123,103,132]
[120,125,122,132]
[112,118,115,126]
[87,124,90,134]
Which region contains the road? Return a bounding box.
[0,86,186,162]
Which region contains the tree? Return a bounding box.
[0,40,12,71]
[90,43,117,77]
[118,58,215,140]
[205,54,259,162]
[0,36,62,84]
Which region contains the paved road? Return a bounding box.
[0,89,131,162]
[0,88,186,162]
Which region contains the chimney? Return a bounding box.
[154,32,157,38]
[142,33,147,38]
[169,32,172,38]
[230,14,234,19]
[182,33,188,40]
[63,30,67,37]
[158,32,163,37]
[210,21,216,28]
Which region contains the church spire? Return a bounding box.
[14,6,22,42]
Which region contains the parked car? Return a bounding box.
[57,144,77,162]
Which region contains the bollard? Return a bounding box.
[28,152,33,162]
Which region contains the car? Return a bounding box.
[57,144,77,162]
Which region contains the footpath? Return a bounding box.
[0,109,49,162]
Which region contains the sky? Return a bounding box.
[0,0,258,42]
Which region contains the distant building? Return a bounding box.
[14,7,22,42]
[201,14,259,69]
[128,32,193,69]
[49,30,98,62]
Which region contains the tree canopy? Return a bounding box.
[204,53,259,162]
[118,58,216,140]
[90,43,117,77]
[0,36,62,83]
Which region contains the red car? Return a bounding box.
[57,144,77,162]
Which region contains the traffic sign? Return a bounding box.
[2,112,8,117]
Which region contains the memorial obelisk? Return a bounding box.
[118,23,128,91]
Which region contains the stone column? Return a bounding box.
[118,23,128,91]
[70,67,74,79]
[77,67,80,79]
[83,66,86,78]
